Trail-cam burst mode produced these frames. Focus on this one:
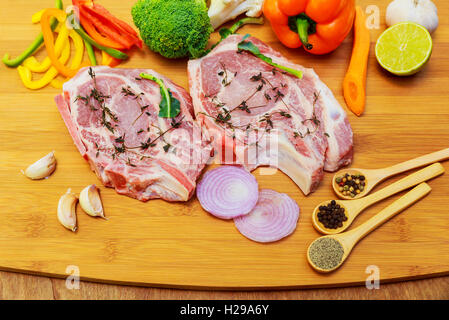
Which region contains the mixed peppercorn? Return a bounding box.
[317,200,347,230]
[336,173,366,198]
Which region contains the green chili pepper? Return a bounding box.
[84,38,97,66]
[140,73,181,118]
[74,26,128,60]
[2,0,63,68]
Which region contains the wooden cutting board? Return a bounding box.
[0,0,448,289]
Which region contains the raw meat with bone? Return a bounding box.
[188,35,353,195]
[55,66,212,202]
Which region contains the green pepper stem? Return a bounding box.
[296,17,313,50]
[74,25,128,60]
[84,38,97,66]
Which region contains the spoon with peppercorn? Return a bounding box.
[332,147,449,200]
[312,163,444,235]
[308,183,432,273]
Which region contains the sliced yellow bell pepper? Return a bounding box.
[102,50,114,66]
[32,9,46,24]
[51,29,85,89]
[102,50,121,67]
[18,25,85,90]
[18,40,70,90]
[23,23,68,73]
[50,79,64,89]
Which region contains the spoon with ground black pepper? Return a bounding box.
[312,163,444,235]
[308,183,432,273]
[332,148,449,200]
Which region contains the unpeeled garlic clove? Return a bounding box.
[79,184,107,219]
[57,189,78,232]
[24,151,57,180]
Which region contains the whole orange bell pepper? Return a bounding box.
[263,0,356,55]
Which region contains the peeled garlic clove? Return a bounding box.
[57,189,78,232]
[24,151,57,180]
[79,184,106,219]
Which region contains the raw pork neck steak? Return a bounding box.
[55,66,211,202]
[188,35,353,195]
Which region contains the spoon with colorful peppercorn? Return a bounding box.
[312,163,444,235]
[332,148,449,200]
[308,183,432,273]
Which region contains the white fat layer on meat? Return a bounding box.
[140,165,190,202]
[274,132,313,194]
[313,79,353,171]
[236,130,313,195]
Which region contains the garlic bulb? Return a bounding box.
[24,151,57,180]
[386,0,439,33]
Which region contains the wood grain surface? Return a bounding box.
[0,271,448,299]
[0,0,449,292]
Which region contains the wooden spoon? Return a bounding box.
[312,163,444,235]
[307,183,432,273]
[332,147,449,200]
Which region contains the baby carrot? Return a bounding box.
[343,6,370,116]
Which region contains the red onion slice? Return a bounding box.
[196,166,259,219]
[234,189,300,243]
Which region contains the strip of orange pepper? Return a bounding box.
[40,8,85,78]
[263,0,356,55]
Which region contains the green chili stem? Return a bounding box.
[74,26,128,60]
[212,17,264,50]
[139,72,171,114]
[296,17,313,50]
[237,37,303,79]
[229,17,264,34]
[84,38,97,66]
[2,0,63,67]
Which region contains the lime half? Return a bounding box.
[375,22,433,76]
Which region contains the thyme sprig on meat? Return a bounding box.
[252,72,289,108]
[293,92,323,139]
[218,62,234,87]
[202,71,290,133]
[121,85,150,125]
[123,116,184,152]
[200,73,324,148]
[76,67,118,133]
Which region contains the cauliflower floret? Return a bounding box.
[208,0,264,29]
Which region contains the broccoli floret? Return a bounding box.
[132,0,213,59]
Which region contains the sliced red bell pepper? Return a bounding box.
[79,7,132,49]
[72,0,142,50]
[79,10,127,49]
[89,3,139,38]
[81,4,142,48]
